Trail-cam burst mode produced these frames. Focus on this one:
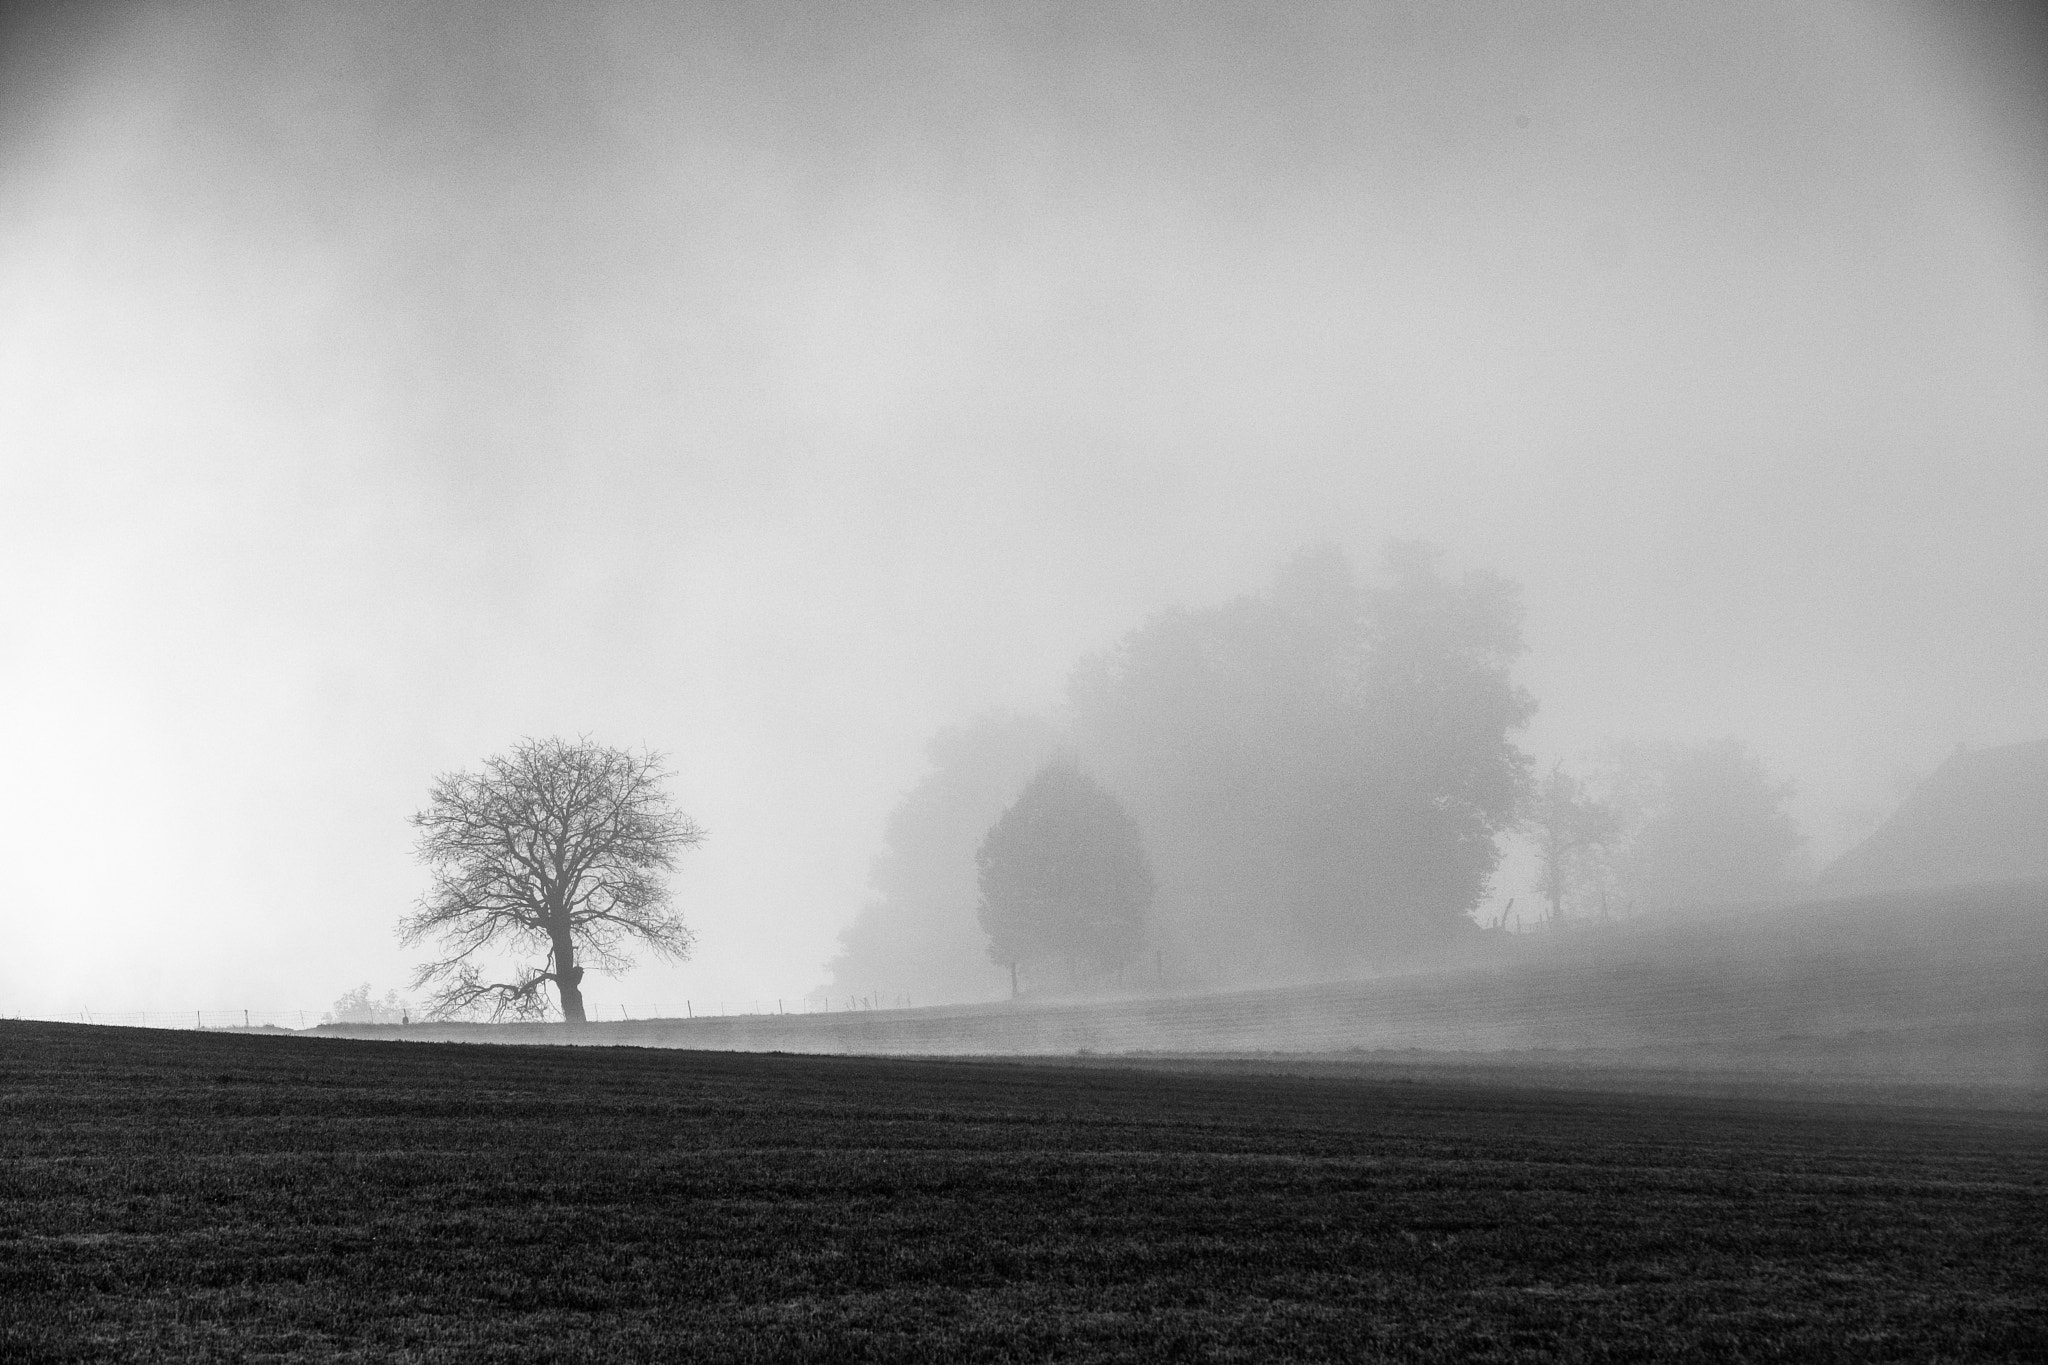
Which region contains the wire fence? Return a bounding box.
[6,995,923,1031]
[10,1010,323,1030]
[592,995,915,1020]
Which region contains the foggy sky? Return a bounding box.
[2,0,2044,1016]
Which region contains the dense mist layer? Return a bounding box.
[1,1,2044,1017]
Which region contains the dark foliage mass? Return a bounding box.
[1071,543,1532,976]
[5,1023,2046,1363]
[977,761,1154,986]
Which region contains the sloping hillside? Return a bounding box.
[1820,739,2048,896]
[322,879,2048,1087]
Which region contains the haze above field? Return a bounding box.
[1,1,2044,1016]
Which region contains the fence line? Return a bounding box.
[7,1010,322,1030]
[8,993,928,1032]
[595,996,912,1020]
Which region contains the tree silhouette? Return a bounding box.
[400,736,704,1022]
[977,761,1153,992]
[1527,761,1620,922]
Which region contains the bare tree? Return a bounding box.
[400,736,705,1023]
[1527,760,1620,923]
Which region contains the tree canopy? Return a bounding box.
[400,736,704,1022]
[977,760,1154,987]
[1067,543,1532,975]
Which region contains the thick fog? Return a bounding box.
[2,1,2044,1018]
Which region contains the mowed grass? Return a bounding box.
[3,1022,2044,1362]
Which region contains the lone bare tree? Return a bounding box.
[400,736,705,1023]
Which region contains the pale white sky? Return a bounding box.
[2,1,2043,1016]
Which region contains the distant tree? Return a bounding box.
[977,761,1154,991]
[825,713,1062,1006]
[323,983,410,1025]
[1602,738,1806,911]
[400,736,705,1023]
[1526,761,1621,922]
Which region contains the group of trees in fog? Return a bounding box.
[1526,738,1806,923]
[1065,544,1531,976]
[398,544,1808,1023]
[822,541,1816,1005]
[323,983,409,1026]
[830,543,1537,999]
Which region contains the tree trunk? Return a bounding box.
[553,933,588,1024]
[1544,826,1564,923]
[557,964,587,1023]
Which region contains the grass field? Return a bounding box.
[4,1021,2046,1362]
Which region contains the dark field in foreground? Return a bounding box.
[4,1023,2045,1362]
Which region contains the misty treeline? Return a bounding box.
[829,545,1805,1003]
[1526,739,1806,925]
[322,983,409,1026]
